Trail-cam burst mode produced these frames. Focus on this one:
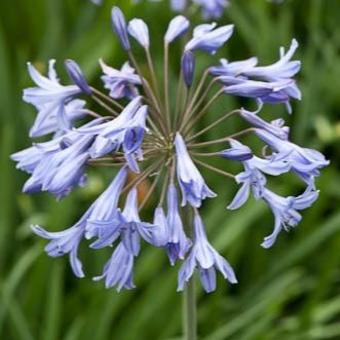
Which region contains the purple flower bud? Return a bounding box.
[240,107,289,140]
[220,139,253,161]
[164,15,190,44]
[128,18,150,49]
[181,51,196,87]
[185,23,234,55]
[64,59,92,95]
[111,7,131,51]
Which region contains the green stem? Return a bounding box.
[182,208,197,340]
[183,270,197,340]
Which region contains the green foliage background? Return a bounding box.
[1,0,340,339]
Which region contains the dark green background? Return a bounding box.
[1,0,340,339]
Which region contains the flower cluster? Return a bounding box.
[12,7,328,293]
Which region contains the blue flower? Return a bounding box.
[178,211,237,293]
[152,206,170,247]
[239,106,289,140]
[93,243,135,291]
[185,23,234,55]
[11,138,61,174]
[23,60,82,131]
[32,167,128,277]
[14,8,328,293]
[182,51,196,87]
[164,15,190,44]
[166,184,191,265]
[219,139,253,161]
[64,59,92,95]
[111,7,131,51]
[210,57,258,77]
[22,135,93,199]
[84,166,129,240]
[122,105,149,173]
[216,40,301,112]
[87,187,163,254]
[100,59,141,100]
[225,139,321,248]
[226,140,292,210]
[32,216,88,278]
[116,188,158,255]
[227,164,266,210]
[78,97,143,159]
[128,18,150,49]
[193,0,230,19]
[12,117,105,178]
[29,99,86,138]
[175,133,216,207]
[243,39,300,83]
[261,188,319,248]
[255,129,329,186]
[222,77,299,110]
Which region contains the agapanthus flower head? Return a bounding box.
[13,7,327,293]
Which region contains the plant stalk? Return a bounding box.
[183,278,197,340]
[182,208,197,340]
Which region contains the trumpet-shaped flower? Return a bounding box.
[175,133,216,207]
[255,129,329,186]
[100,59,141,99]
[93,243,135,291]
[261,188,319,248]
[178,212,237,293]
[32,167,128,277]
[23,60,82,131]
[166,184,192,264]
